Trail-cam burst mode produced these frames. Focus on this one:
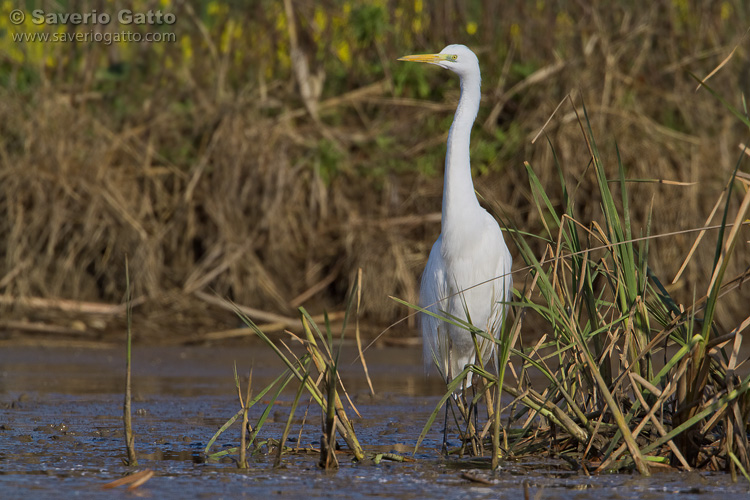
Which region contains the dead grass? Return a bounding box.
[0,1,748,340]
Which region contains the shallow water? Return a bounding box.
[0,343,747,499]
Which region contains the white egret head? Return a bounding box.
[398,44,480,80]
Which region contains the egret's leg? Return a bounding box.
[442,346,452,456]
[441,398,450,456]
[454,390,470,457]
[470,384,480,455]
[465,388,480,456]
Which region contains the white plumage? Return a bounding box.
[400,45,513,385]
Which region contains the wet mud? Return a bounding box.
[1,343,747,498]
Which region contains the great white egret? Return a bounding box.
[399,45,513,389]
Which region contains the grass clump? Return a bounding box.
[403,91,750,477]
[204,272,370,468]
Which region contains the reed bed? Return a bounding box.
[403,91,750,477]
[0,2,748,340]
[203,88,749,477]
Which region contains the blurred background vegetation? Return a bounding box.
[0,0,748,341]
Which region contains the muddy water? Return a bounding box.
[0,343,747,499]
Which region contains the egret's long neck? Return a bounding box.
[442,72,481,231]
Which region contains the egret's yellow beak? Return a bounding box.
[397,53,448,64]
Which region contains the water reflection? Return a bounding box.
[0,343,747,499]
[0,343,447,398]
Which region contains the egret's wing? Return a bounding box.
[419,236,448,377]
[492,233,514,337]
[468,214,514,369]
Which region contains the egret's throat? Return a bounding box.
[442,75,481,230]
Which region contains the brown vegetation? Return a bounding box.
[0,1,748,341]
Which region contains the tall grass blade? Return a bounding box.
[275,373,309,467]
[353,269,375,394]
[239,369,252,469]
[123,257,137,467]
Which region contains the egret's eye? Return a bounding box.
[450,54,458,61]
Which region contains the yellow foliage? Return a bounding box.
[275,6,287,32]
[720,1,733,20]
[555,11,573,30]
[0,2,65,67]
[313,6,328,39]
[207,1,222,17]
[671,0,690,25]
[412,17,422,34]
[510,23,521,44]
[276,45,291,71]
[180,35,193,64]
[466,21,478,35]
[220,19,236,54]
[335,40,351,66]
